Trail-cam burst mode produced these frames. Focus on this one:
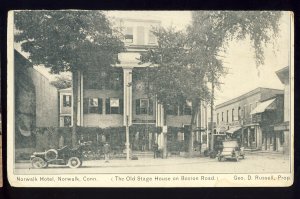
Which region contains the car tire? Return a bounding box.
[68,157,82,168]
[31,157,47,169]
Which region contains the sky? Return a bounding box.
[15,11,291,105]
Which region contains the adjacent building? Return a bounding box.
[274,66,290,154]
[215,87,284,152]
[15,50,59,156]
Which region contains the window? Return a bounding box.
[232,109,234,121]
[125,27,133,43]
[63,95,71,107]
[136,98,153,115]
[183,100,192,115]
[222,112,224,122]
[226,110,229,123]
[148,30,156,44]
[83,98,103,114]
[106,98,123,114]
[217,113,219,124]
[63,116,71,127]
[89,98,101,114]
[167,104,178,115]
[244,105,247,118]
[137,26,145,45]
[238,107,241,120]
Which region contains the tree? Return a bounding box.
[50,75,72,90]
[14,11,124,147]
[142,11,282,157]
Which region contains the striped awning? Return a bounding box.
[226,126,242,134]
[250,98,276,115]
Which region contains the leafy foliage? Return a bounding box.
[50,75,72,89]
[14,11,124,73]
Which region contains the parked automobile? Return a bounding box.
[217,140,245,162]
[30,145,83,169]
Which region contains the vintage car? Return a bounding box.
[217,140,245,162]
[30,145,83,169]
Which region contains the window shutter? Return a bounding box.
[105,98,110,114]
[119,99,123,114]
[83,98,89,114]
[63,95,66,107]
[148,99,153,115]
[98,98,103,114]
[136,99,140,115]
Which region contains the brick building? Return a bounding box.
[215,87,284,151]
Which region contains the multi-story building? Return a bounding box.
[215,87,284,151]
[274,66,291,154]
[68,18,206,155]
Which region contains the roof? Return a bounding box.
[276,66,289,84]
[216,87,283,109]
[250,98,276,115]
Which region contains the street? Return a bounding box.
[14,153,291,175]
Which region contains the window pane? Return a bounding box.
[63,95,71,107]
[125,27,133,43]
[64,116,71,126]
[89,98,98,107]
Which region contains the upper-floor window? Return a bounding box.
[136,98,153,115]
[106,98,123,114]
[222,112,224,122]
[226,110,229,123]
[238,106,241,120]
[148,31,156,44]
[183,100,192,115]
[125,27,133,43]
[63,95,72,107]
[217,113,219,124]
[232,108,234,121]
[244,105,247,118]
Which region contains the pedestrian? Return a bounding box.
[103,142,111,163]
[153,143,158,159]
[58,133,64,149]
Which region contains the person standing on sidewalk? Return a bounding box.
[103,142,111,163]
[153,143,159,159]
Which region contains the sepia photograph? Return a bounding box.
[7,10,293,187]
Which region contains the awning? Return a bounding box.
[250,98,276,115]
[226,126,242,134]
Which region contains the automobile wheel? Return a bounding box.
[45,149,58,161]
[31,157,47,169]
[68,157,82,168]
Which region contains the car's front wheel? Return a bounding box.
[68,157,82,168]
[31,157,48,169]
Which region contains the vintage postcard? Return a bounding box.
[7,10,294,187]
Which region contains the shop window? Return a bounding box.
[136,98,153,115]
[125,27,133,43]
[106,98,123,114]
[63,116,71,127]
[63,95,71,107]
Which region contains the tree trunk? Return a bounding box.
[188,98,199,157]
[72,71,78,147]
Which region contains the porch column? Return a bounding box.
[123,68,132,160]
[77,71,84,126]
[123,68,133,126]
